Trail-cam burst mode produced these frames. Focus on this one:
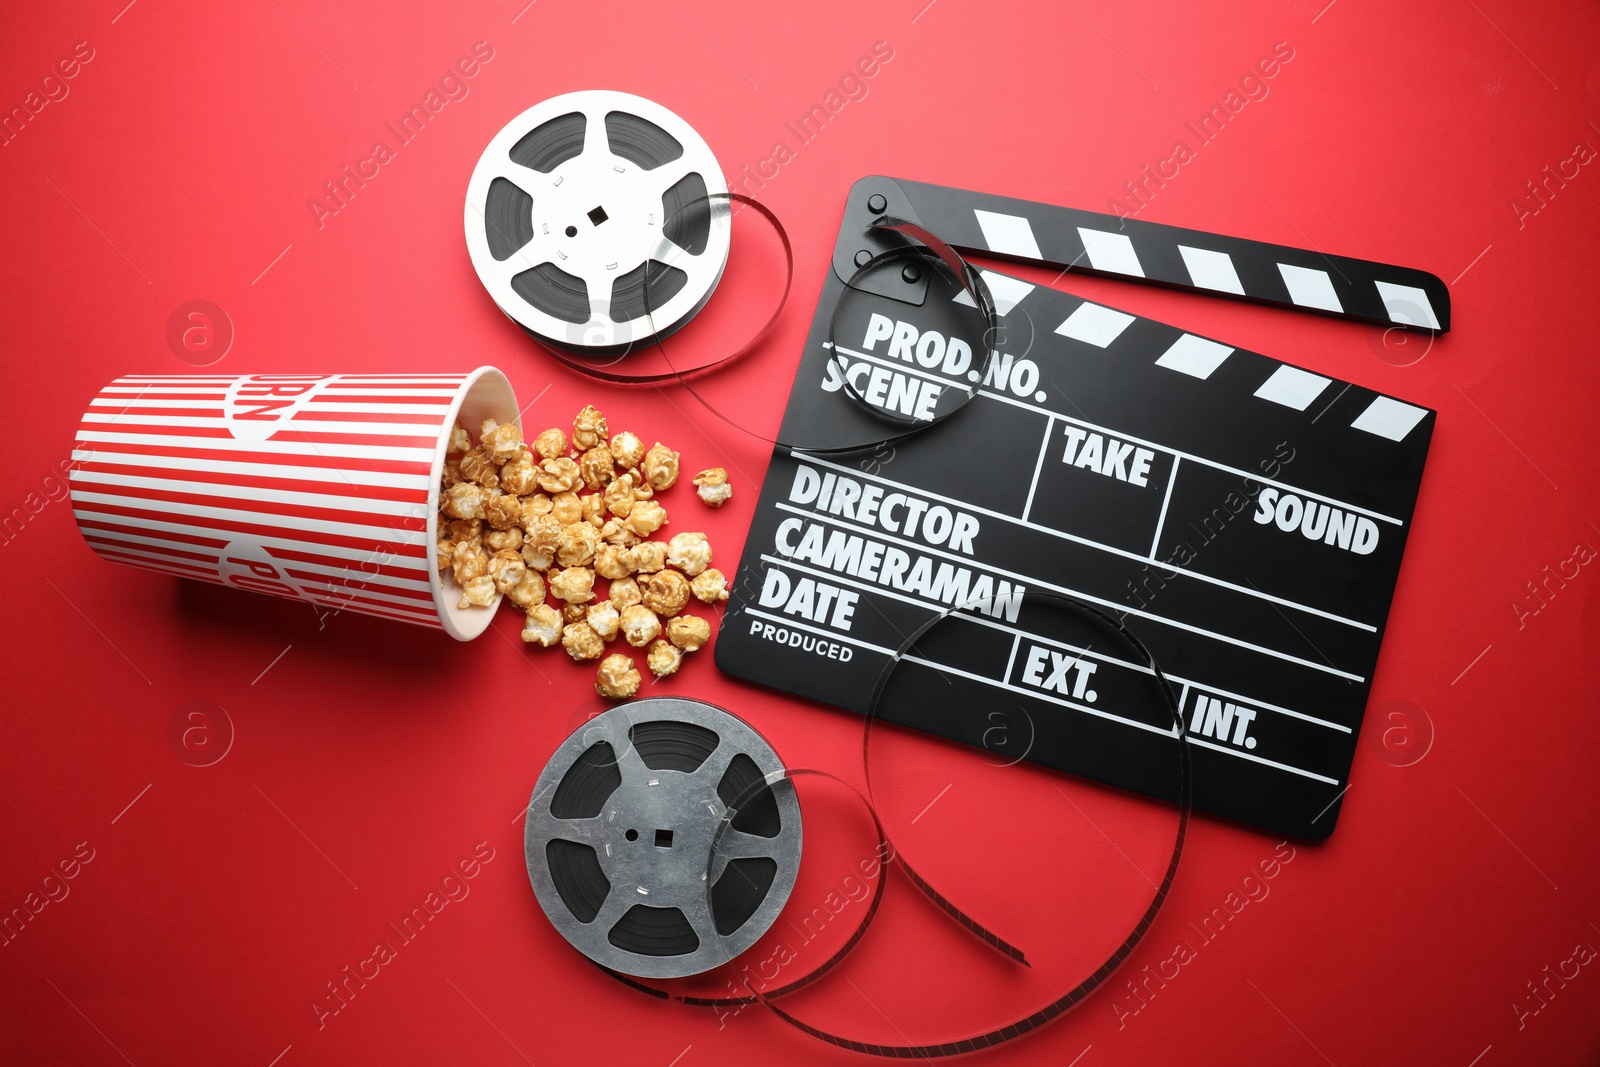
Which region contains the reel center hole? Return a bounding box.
[587,205,609,226]
[653,829,674,848]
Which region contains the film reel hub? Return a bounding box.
[464,90,731,354]
[535,161,649,275]
[524,699,801,980]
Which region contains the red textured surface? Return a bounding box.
[3,1,1598,1064]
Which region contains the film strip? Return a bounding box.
[719,176,1443,840]
[526,596,1190,1056]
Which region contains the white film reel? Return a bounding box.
[464,90,731,354]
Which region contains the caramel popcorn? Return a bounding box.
[641,569,691,617]
[522,604,562,646]
[451,541,488,584]
[595,543,635,581]
[507,569,546,609]
[484,490,522,531]
[624,500,668,538]
[691,568,729,604]
[499,452,538,496]
[620,604,661,647]
[457,574,496,609]
[484,526,522,553]
[630,541,668,574]
[609,431,646,470]
[595,653,641,699]
[548,566,595,604]
[533,427,567,460]
[573,405,608,450]
[693,467,731,507]
[481,419,524,463]
[562,621,605,661]
[443,482,487,520]
[523,518,560,562]
[538,457,582,495]
[460,447,500,489]
[587,600,621,641]
[667,614,711,652]
[581,492,606,527]
[550,491,583,526]
[609,576,643,609]
[521,544,555,571]
[603,473,638,518]
[525,512,562,548]
[488,550,526,594]
[518,498,551,535]
[437,407,721,687]
[557,522,600,568]
[642,443,680,491]
[646,638,683,678]
[444,518,482,544]
[600,518,640,547]
[667,532,712,576]
[578,446,614,491]
[629,469,654,500]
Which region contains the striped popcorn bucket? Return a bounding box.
[70,367,519,640]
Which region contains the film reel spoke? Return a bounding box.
[610,726,658,782]
[680,738,738,793]
[641,156,698,206]
[586,272,620,319]
[706,826,776,884]
[492,245,555,288]
[581,886,624,932]
[573,98,608,152]
[477,157,537,194]
[527,810,604,848]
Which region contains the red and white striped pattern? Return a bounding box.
[71,372,485,632]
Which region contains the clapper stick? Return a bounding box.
[839,176,1450,332]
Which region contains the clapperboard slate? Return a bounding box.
[716,177,1443,838]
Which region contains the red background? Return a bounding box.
[3,0,1598,1064]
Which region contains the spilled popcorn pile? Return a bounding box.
[435,404,733,699]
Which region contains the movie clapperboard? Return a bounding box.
[716,177,1444,838]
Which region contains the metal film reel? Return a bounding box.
[523,699,802,979]
[464,90,731,354]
